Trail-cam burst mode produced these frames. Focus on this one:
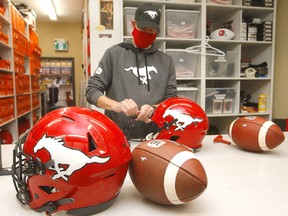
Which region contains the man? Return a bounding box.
[86,3,177,140]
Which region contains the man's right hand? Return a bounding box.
[117,98,140,117]
[97,96,140,117]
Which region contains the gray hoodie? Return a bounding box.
[85,39,177,139]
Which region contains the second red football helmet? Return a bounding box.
[12,107,131,215]
[150,97,209,151]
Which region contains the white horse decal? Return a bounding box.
[144,10,158,19]
[34,134,110,181]
[163,108,203,131]
[124,66,157,85]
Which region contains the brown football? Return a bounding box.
[129,139,208,205]
[228,116,285,152]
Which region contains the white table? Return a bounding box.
[0,133,288,216]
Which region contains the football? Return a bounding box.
[228,116,285,152]
[129,139,208,205]
[210,28,235,40]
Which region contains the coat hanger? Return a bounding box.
[186,36,226,57]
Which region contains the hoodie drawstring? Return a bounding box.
[135,53,141,86]
[144,56,150,91]
[135,52,150,92]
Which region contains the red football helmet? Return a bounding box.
[12,107,131,215]
[150,97,209,151]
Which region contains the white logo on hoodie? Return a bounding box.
[95,67,103,75]
[124,66,157,85]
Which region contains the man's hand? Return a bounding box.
[117,99,139,117]
[136,104,155,123]
[98,96,154,123]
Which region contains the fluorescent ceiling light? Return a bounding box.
[43,0,57,21]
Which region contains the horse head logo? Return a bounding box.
[144,10,159,19]
[124,66,157,85]
[34,134,110,181]
[163,108,203,131]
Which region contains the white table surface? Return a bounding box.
[0,133,287,216]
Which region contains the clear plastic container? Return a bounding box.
[165,10,199,39]
[166,49,198,78]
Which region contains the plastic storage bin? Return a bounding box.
[167,0,195,2]
[178,87,198,101]
[61,61,72,75]
[205,88,236,114]
[166,49,198,78]
[207,0,232,5]
[123,7,136,36]
[165,10,199,39]
[206,51,238,77]
[50,61,61,75]
[40,61,50,75]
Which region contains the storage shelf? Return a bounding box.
[0,41,11,49]
[0,13,10,24]
[0,117,15,128]
[41,74,73,76]
[40,57,76,110]
[83,0,276,134]
[208,112,270,117]
[0,1,42,144]
[206,77,271,80]
[0,69,13,73]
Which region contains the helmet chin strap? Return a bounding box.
[145,132,159,140]
[35,198,74,215]
[146,119,178,140]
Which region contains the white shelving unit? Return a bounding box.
[40,57,76,111]
[0,0,41,144]
[83,0,276,133]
